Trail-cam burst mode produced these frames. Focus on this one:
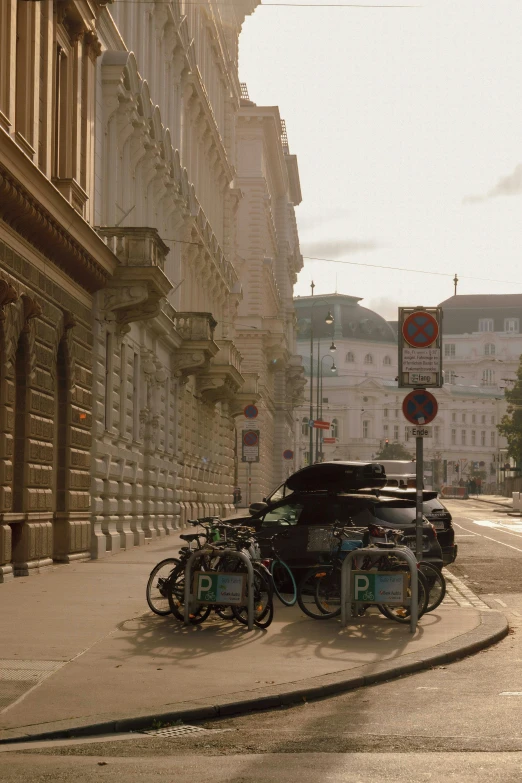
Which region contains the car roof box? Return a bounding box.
[286,461,387,492]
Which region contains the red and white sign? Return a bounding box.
[323,437,336,444]
[402,390,438,425]
[402,311,439,348]
[313,420,330,430]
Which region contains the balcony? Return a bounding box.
[171,312,219,381]
[286,355,306,405]
[97,227,172,327]
[197,339,245,403]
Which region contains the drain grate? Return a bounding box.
[142,724,210,738]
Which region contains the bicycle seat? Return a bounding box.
[179,533,201,542]
[373,541,396,549]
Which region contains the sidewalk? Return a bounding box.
[0,533,508,745]
[467,494,516,511]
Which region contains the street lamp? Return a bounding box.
[308,282,335,465]
[315,354,336,462]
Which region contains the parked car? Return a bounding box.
[230,462,443,573]
[377,488,457,566]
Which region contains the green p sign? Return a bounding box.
[193,572,246,605]
[352,571,406,604]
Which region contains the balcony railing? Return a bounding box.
[173,312,217,342]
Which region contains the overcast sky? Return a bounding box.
[239,0,522,319]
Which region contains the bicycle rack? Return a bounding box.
[340,547,419,634]
[183,548,255,631]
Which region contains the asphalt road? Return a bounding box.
[3,498,522,782]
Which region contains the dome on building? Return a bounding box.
[294,293,397,343]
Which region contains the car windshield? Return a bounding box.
[422,498,445,512]
[262,502,304,526]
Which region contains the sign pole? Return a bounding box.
[247,461,251,508]
[416,434,423,561]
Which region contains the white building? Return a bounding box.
[294,293,517,491]
[234,92,305,505]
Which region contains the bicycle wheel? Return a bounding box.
[419,561,446,612]
[166,563,212,624]
[297,567,341,620]
[233,566,273,628]
[270,559,297,606]
[146,558,179,615]
[378,569,429,624]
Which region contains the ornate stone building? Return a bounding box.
[0,1,117,580]
[234,91,305,503]
[90,0,263,554]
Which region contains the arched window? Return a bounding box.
[482,369,494,386]
[345,351,354,363]
[484,343,495,356]
[364,354,373,365]
[362,420,370,438]
[383,355,391,365]
[331,418,339,438]
[301,417,309,436]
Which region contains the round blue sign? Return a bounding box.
[243,431,259,447]
[243,404,258,419]
[283,449,294,460]
[402,390,438,425]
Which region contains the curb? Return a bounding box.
[0,609,508,746]
[469,497,513,511]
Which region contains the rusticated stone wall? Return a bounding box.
[0,238,93,580]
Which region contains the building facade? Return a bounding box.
[0,0,117,580]
[294,293,514,492]
[234,92,305,504]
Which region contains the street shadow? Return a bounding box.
[111,610,267,663]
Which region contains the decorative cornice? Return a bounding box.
[0,164,113,294]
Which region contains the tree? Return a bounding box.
[498,356,522,466]
[374,441,414,460]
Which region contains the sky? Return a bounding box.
[238,0,522,320]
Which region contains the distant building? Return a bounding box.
[293,293,515,491]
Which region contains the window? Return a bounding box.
[262,502,304,527]
[383,424,389,436]
[444,344,456,357]
[331,418,339,438]
[345,351,354,363]
[384,408,388,418]
[479,318,494,332]
[491,415,495,425]
[491,431,495,446]
[104,332,113,431]
[395,409,398,418]
[471,430,476,445]
[364,354,373,365]
[301,417,309,436]
[362,420,370,438]
[482,369,494,386]
[482,415,486,424]
[452,412,456,423]
[472,414,476,424]
[451,429,456,445]
[481,431,486,446]
[484,343,495,356]
[393,425,399,440]
[446,371,456,384]
[462,413,466,423]
[434,426,440,443]
[461,430,466,445]
[383,355,391,365]
[132,352,140,440]
[504,318,519,333]
[405,427,410,441]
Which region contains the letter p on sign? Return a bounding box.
[197,574,213,599]
[354,574,369,600]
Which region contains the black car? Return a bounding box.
[230,462,443,572]
[377,488,457,566]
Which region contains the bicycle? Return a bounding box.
[258,532,297,606]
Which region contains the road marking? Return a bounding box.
[493,598,508,607]
[481,535,522,554]
[453,522,480,535]
[500,692,522,696]
[456,534,475,537]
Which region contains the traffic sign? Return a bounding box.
[398,306,443,389]
[402,311,439,348]
[283,449,294,460]
[402,390,438,425]
[243,404,258,419]
[323,437,336,444]
[242,429,260,462]
[405,426,432,438]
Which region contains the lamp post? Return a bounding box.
[308,282,334,465]
[317,354,337,462]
